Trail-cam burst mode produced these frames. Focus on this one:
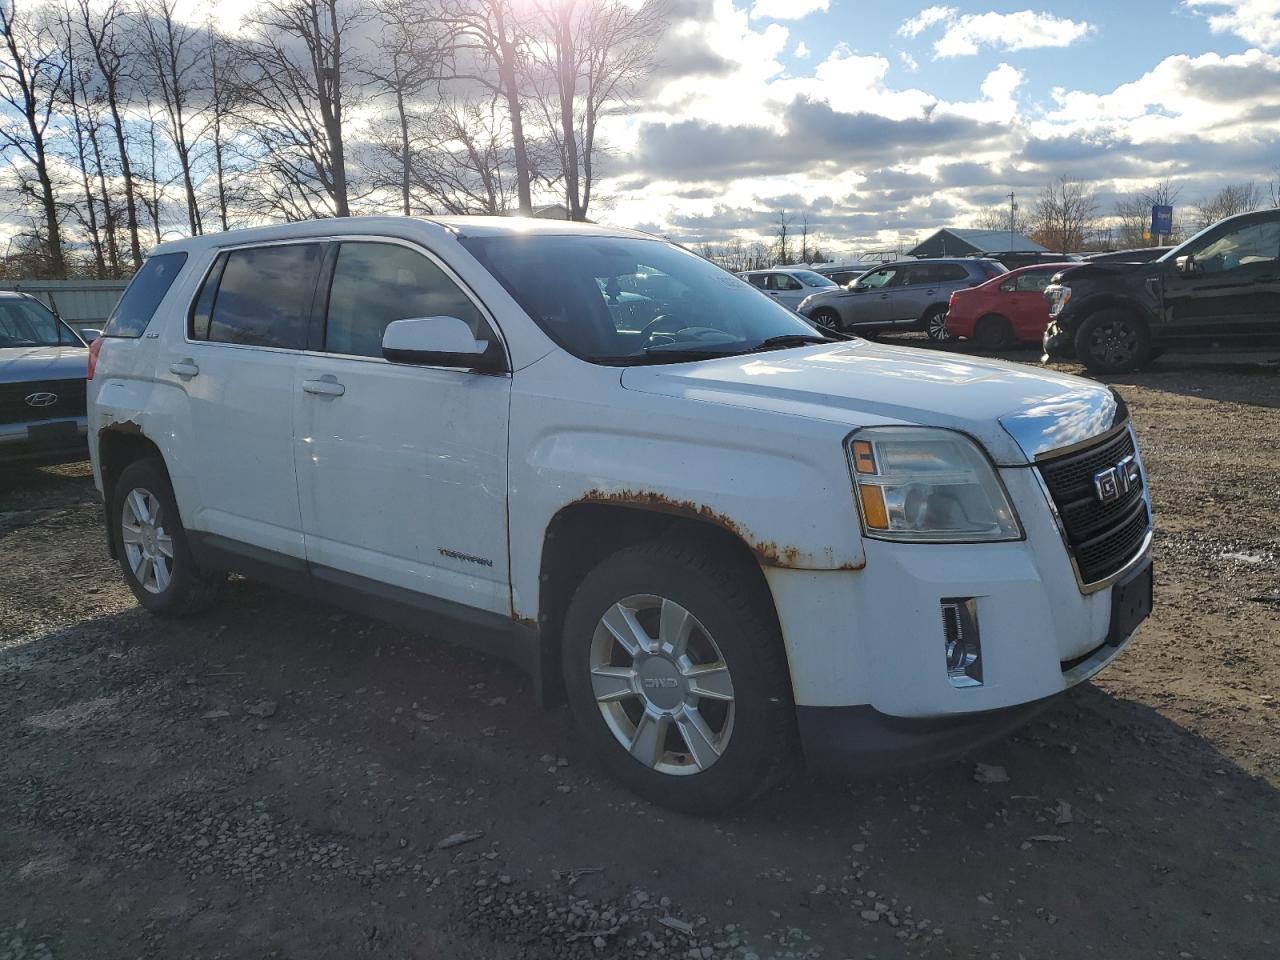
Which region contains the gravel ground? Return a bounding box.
[2,345,1278,960]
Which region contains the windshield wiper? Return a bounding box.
[748,334,830,352]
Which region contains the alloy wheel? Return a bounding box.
[589,594,735,776]
[926,311,951,341]
[120,487,173,595]
[1089,318,1138,367]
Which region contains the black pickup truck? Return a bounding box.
[1042,209,1280,373]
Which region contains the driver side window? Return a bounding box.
[860,268,896,289]
[1194,221,1280,275]
[325,241,490,358]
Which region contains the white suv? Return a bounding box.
[88,217,1153,813]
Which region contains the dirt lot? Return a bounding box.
[2,346,1278,960]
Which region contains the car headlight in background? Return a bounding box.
[797,295,814,311]
[1044,283,1071,317]
[847,427,1022,543]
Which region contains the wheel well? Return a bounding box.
[98,429,167,557]
[535,503,776,705]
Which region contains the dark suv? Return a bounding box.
[1043,210,1280,373]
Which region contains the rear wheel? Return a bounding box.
[974,314,1016,350]
[1074,309,1151,374]
[923,306,951,341]
[810,308,841,332]
[561,538,796,814]
[111,458,224,617]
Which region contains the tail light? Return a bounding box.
[87,336,104,380]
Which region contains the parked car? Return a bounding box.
[1082,247,1173,264]
[1044,209,1280,373]
[736,268,839,310]
[814,263,878,286]
[945,263,1077,349]
[798,258,1006,339]
[1,292,100,470]
[89,217,1152,813]
[979,251,1081,271]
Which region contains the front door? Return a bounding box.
[292,238,513,616]
[171,242,324,559]
[1163,216,1280,351]
[844,265,901,326]
[764,272,806,310]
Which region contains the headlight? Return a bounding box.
[1044,284,1071,317]
[847,427,1021,543]
[798,295,814,310]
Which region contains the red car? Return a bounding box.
[945,263,1076,349]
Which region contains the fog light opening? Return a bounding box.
[941,597,983,688]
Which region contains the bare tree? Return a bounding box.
[1030,177,1098,253]
[234,0,361,219]
[528,0,661,220]
[773,209,792,265]
[407,94,515,214]
[204,22,239,231]
[135,0,204,235]
[1194,182,1261,229]
[972,201,1029,238]
[436,0,536,214]
[75,0,140,267]
[364,0,441,216]
[0,0,67,276]
[56,7,106,275]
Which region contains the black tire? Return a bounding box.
[810,308,842,332]
[561,538,796,815]
[922,305,951,341]
[974,314,1016,350]
[1074,309,1151,374]
[110,458,224,617]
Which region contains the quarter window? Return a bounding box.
[324,242,488,358]
[105,252,188,338]
[199,244,322,349]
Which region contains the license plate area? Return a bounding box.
[1106,559,1153,646]
[27,421,78,446]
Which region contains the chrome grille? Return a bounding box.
[0,378,86,425]
[1038,427,1150,584]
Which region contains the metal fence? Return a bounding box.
[1,279,128,334]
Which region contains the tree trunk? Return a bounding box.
[102,76,141,268]
[396,87,410,216]
[555,7,581,219]
[495,19,532,215]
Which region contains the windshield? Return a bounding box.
[462,235,828,364]
[794,270,838,288]
[0,298,79,348]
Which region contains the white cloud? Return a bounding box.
[794,41,811,58]
[899,6,955,38]
[750,0,829,21]
[1185,0,1280,50]
[899,51,920,72]
[898,8,1093,58]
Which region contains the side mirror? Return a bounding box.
[80,328,103,344]
[1175,255,1199,277]
[382,317,506,373]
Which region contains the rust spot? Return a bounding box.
[101,418,143,436]
[512,614,538,630]
[579,489,863,570]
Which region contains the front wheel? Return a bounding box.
[1074,309,1151,374]
[810,308,841,332]
[561,538,796,814]
[111,458,224,617]
[923,306,951,341]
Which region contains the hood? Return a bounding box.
[0,344,89,385]
[619,340,1121,465]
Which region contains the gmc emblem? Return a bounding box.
[1093,455,1141,504]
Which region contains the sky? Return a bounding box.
[578,0,1280,257]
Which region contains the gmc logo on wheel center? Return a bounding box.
[643,678,679,689]
[1093,454,1142,504]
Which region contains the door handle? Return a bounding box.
[878,294,890,299]
[169,359,199,378]
[926,289,936,295]
[302,377,346,397]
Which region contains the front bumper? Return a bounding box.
[1042,320,1075,360]
[0,417,88,467]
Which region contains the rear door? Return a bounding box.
[763,272,806,310]
[292,238,512,616]
[172,242,322,559]
[1006,268,1056,339]
[1162,217,1280,351]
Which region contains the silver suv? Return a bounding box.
[798,258,1006,340]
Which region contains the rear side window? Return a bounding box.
[936,264,969,282]
[104,252,188,338]
[744,273,767,288]
[1016,270,1054,292]
[324,242,488,358]
[195,244,322,349]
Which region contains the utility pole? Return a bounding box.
[1008,191,1017,250]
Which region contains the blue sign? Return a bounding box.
[1151,205,1174,236]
